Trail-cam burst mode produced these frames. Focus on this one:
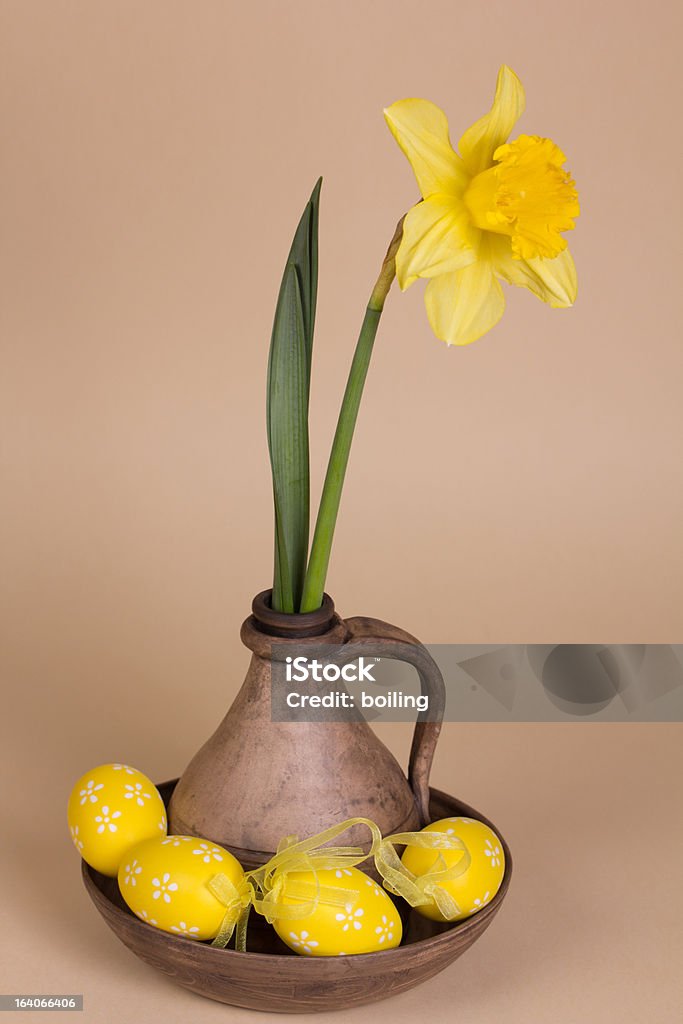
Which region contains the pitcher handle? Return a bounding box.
[343,616,445,826]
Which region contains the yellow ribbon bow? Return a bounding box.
[203,818,470,950]
[247,817,383,925]
[375,830,472,921]
[207,872,255,951]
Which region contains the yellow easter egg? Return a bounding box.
[67,763,167,876]
[401,817,505,922]
[274,866,402,956]
[118,835,245,941]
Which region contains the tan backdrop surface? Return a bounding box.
[1,1,682,1022]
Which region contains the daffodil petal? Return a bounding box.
[490,234,577,307]
[458,66,525,177]
[424,262,505,346]
[384,99,469,199]
[396,196,478,290]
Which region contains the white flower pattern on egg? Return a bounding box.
[288,930,319,954]
[335,904,364,932]
[335,868,353,879]
[152,872,179,903]
[192,842,224,864]
[363,878,383,896]
[135,909,157,925]
[70,824,84,850]
[161,837,193,846]
[374,914,395,944]
[171,921,201,938]
[79,780,104,805]
[484,838,502,868]
[124,782,152,807]
[430,831,455,848]
[123,860,142,886]
[94,806,122,833]
[112,764,136,775]
[471,891,491,912]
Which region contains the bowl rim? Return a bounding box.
[82,783,512,968]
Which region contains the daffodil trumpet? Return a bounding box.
[383,65,579,347]
[269,66,579,613]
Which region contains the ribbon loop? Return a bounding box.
[283,877,360,908]
[200,819,469,948]
[207,872,255,950]
[374,830,471,922]
[247,817,382,925]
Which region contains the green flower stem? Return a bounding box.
[300,217,405,613]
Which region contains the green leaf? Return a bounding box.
[289,177,321,382]
[267,181,321,611]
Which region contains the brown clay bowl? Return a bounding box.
[82,780,512,1014]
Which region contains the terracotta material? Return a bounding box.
[84,781,512,1014]
[168,592,446,865]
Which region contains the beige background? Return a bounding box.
[1,1,682,1022]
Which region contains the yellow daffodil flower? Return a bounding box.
[385,66,579,345]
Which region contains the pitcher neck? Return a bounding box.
[241,589,348,657]
[251,590,336,637]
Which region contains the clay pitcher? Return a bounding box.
[168,591,445,865]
